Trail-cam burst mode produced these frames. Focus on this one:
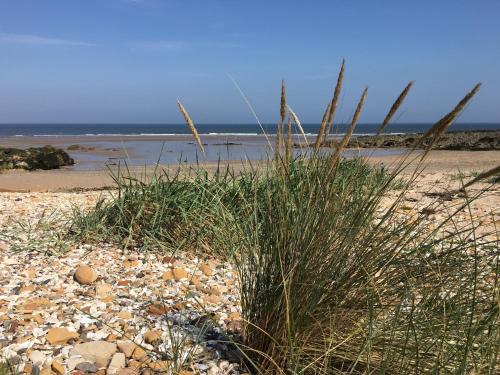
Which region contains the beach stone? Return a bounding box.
[95,283,112,298]
[205,294,221,304]
[162,270,174,281]
[74,265,97,285]
[51,361,64,375]
[200,263,213,276]
[143,330,161,344]
[116,341,136,358]
[117,311,132,320]
[67,356,86,371]
[148,361,171,371]
[107,353,125,374]
[28,350,45,365]
[75,362,100,373]
[227,320,243,332]
[39,369,53,375]
[20,285,35,293]
[123,260,139,268]
[23,363,33,374]
[146,303,167,315]
[172,268,188,280]
[71,341,117,367]
[117,370,136,375]
[22,298,50,311]
[107,334,118,342]
[46,327,79,345]
[131,347,147,361]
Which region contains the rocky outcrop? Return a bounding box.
[322,131,500,151]
[0,146,74,170]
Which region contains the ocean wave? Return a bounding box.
[18,132,408,138]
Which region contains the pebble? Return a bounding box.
[51,361,65,375]
[71,341,117,367]
[28,350,45,366]
[107,353,126,374]
[46,328,79,345]
[116,341,136,358]
[200,263,213,276]
[74,265,98,285]
[143,330,161,344]
[75,361,100,373]
[131,347,147,361]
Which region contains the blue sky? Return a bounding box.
[0,0,499,124]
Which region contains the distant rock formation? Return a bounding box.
[0,146,75,170]
[322,131,500,151]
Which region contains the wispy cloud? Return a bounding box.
[0,33,95,47]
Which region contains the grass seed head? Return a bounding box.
[177,100,205,153]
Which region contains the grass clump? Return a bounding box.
[225,155,499,374]
[70,158,389,254]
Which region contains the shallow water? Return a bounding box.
[64,136,406,171]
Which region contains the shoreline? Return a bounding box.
[1,130,498,171]
[1,150,499,192]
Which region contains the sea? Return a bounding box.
[1,123,498,170]
[1,122,499,137]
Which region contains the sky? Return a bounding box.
[0,0,499,124]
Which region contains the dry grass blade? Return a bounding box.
[275,122,282,161]
[314,102,331,151]
[287,105,308,145]
[314,60,345,151]
[462,165,500,189]
[419,83,481,157]
[323,59,345,141]
[177,100,205,153]
[327,87,368,174]
[376,80,414,137]
[285,117,292,164]
[280,80,287,124]
[227,73,273,149]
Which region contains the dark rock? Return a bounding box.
[67,144,95,151]
[75,362,100,373]
[0,146,74,170]
[30,365,40,375]
[321,130,500,151]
